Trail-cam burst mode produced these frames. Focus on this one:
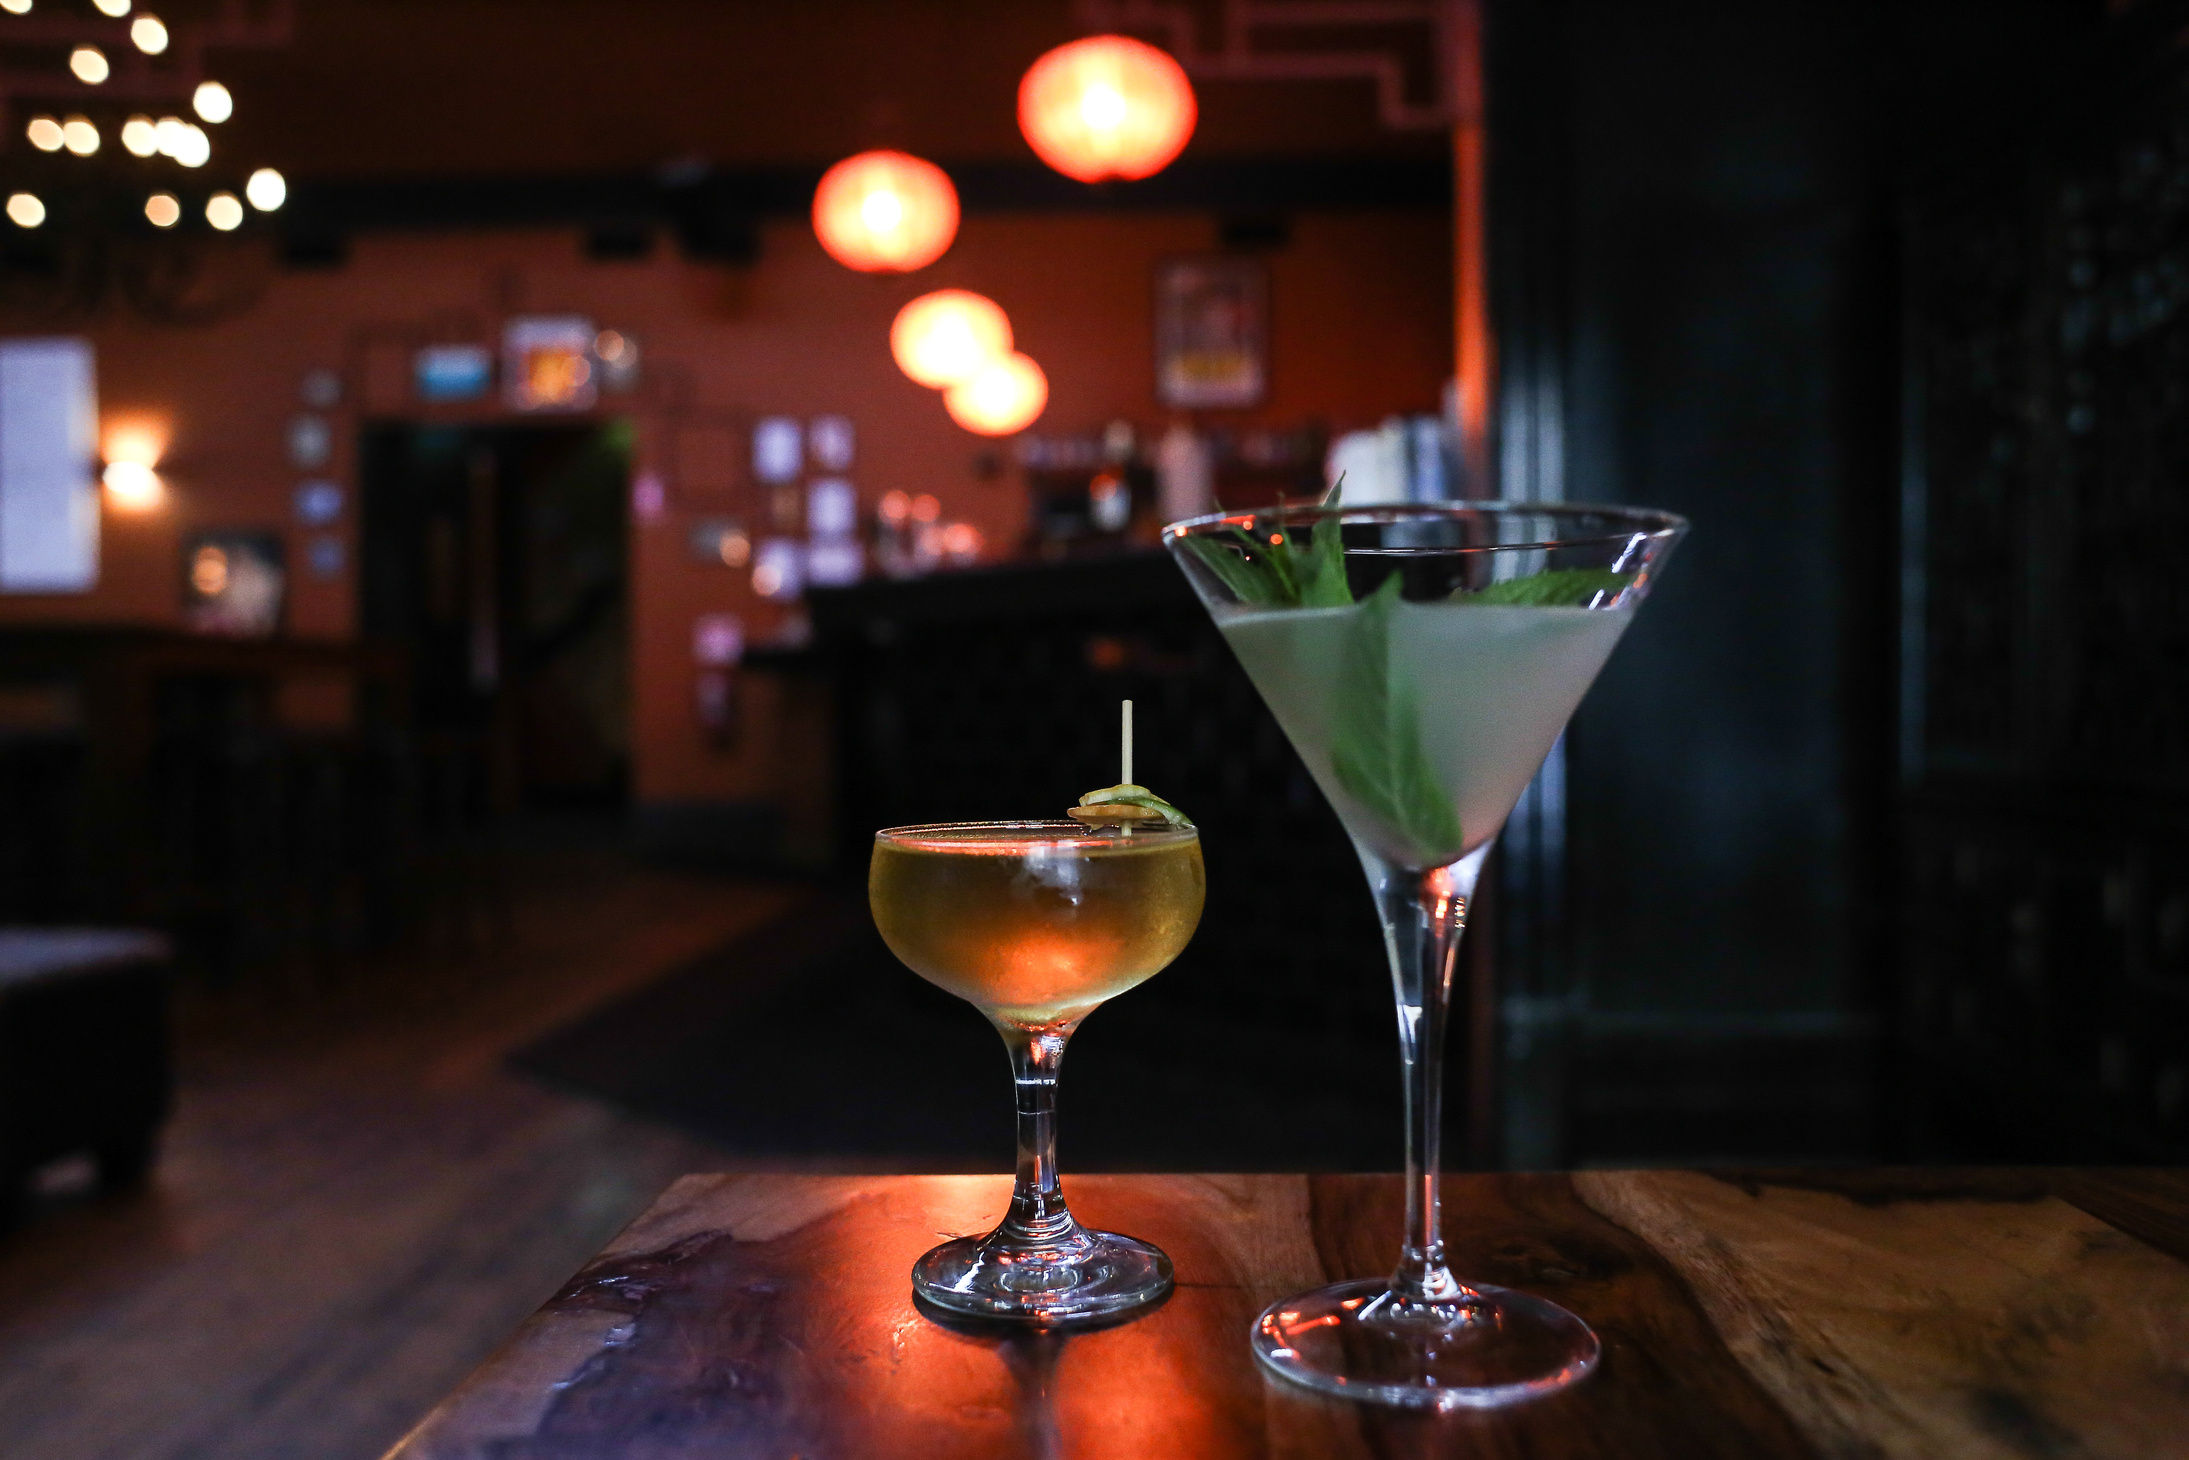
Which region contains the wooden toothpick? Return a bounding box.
[1122,699,1133,786]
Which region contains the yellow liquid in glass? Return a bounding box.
[870,827,1205,1026]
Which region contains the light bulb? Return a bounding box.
[205,192,243,231]
[103,462,163,512]
[173,123,209,168]
[192,81,232,123]
[144,192,179,228]
[7,193,46,229]
[245,167,285,211]
[62,116,98,156]
[69,46,109,84]
[120,116,156,157]
[130,14,167,53]
[92,0,130,15]
[26,117,63,153]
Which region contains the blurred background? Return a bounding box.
[0,0,2178,1455]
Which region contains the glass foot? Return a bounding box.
[913,1230,1172,1324]
[1252,1277,1600,1410]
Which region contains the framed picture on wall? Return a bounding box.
[1154,256,1269,410]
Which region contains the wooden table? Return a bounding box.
[386,1170,2189,1459]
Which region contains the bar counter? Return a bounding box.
[386,1168,2189,1458]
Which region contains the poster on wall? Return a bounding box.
[182,531,285,637]
[1154,257,1269,410]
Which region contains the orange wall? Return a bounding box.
[0,208,1451,804]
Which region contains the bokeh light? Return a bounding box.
[1018,35,1196,183]
[890,290,1012,388]
[811,150,958,273]
[130,14,167,53]
[192,81,232,123]
[121,116,157,156]
[205,192,243,231]
[7,193,46,229]
[245,167,285,211]
[944,352,1049,435]
[144,192,179,228]
[26,117,63,152]
[69,46,110,84]
[62,116,98,156]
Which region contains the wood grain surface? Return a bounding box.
[384,1167,2189,1460]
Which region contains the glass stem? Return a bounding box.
[994,1019,1083,1248]
[1363,840,1493,1306]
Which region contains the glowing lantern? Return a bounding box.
[945,352,1048,436]
[812,150,959,273]
[891,290,1013,388]
[1018,35,1196,183]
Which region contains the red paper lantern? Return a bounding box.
[812,150,959,273]
[1018,35,1196,183]
[891,290,1013,389]
[945,352,1049,436]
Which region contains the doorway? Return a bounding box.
[359,421,632,810]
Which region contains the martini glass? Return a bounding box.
[1165,501,1684,1409]
[870,820,1205,1323]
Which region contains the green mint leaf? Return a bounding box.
[1297,492,1352,607]
[1328,575,1466,862]
[1180,480,1352,609]
[1180,533,1285,607]
[1469,568,1632,607]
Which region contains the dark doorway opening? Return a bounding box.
[360,421,632,811]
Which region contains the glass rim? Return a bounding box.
[1162,499,1688,554]
[874,818,1199,848]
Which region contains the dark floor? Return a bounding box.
[0,841,801,1460]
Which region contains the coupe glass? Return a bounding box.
[1165,502,1684,1409]
[870,819,1205,1323]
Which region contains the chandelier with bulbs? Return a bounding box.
[0,0,292,252]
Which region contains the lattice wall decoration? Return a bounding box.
[0,0,293,320]
[1073,0,1472,131]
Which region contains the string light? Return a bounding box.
[7,193,46,229]
[62,116,98,156]
[245,167,285,211]
[120,116,156,156]
[205,192,242,231]
[130,14,167,54]
[192,81,232,123]
[172,122,209,168]
[69,46,110,84]
[26,117,63,153]
[144,192,179,228]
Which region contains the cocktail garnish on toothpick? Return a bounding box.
[1069,699,1193,827]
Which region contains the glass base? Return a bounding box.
[1252,1277,1600,1410]
[913,1229,1173,1325]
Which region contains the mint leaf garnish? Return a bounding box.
[1328,575,1466,862]
[1469,568,1631,607]
[1178,481,1353,609]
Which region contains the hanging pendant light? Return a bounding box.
[1018,35,1196,183]
[891,289,1012,388]
[945,352,1048,436]
[812,150,959,273]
